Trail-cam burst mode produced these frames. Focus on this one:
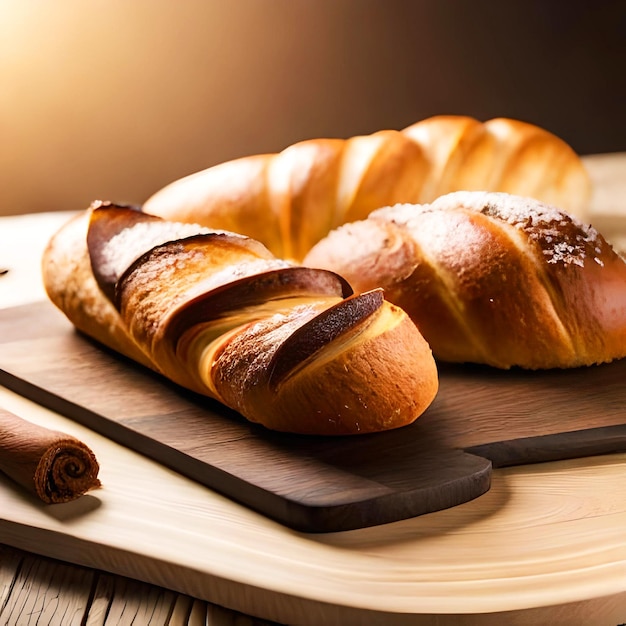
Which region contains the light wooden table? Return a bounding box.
[1,155,626,625]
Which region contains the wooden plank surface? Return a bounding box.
[1,300,626,532]
[0,154,625,623]
[0,300,493,532]
[1,383,625,624]
[0,545,273,626]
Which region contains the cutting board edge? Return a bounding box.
[0,364,494,533]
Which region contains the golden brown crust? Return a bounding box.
[41,209,152,367]
[267,307,438,435]
[304,191,626,370]
[402,116,592,212]
[209,292,438,435]
[144,115,591,262]
[42,205,438,435]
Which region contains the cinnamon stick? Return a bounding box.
[0,409,101,503]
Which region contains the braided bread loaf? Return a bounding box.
[144,115,592,262]
[42,203,438,435]
[304,191,626,370]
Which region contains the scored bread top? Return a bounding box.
[304,191,626,370]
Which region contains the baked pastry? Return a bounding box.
[304,191,626,370]
[42,203,438,435]
[0,409,100,504]
[143,115,591,261]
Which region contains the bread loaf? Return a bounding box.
[304,191,626,370]
[143,115,591,262]
[42,203,438,435]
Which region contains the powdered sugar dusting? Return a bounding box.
[212,302,325,396]
[372,191,605,267]
[98,221,244,283]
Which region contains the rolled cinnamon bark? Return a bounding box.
[0,409,101,503]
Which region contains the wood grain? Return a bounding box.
[0,545,274,626]
[1,300,625,532]
[0,384,624,624]
[0,154,625,624]
[0,301,492,532]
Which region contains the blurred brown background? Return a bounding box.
[1,0,624,216]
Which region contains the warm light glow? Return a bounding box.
[0,1,620,216]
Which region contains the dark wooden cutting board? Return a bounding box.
[1,301,625,533]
